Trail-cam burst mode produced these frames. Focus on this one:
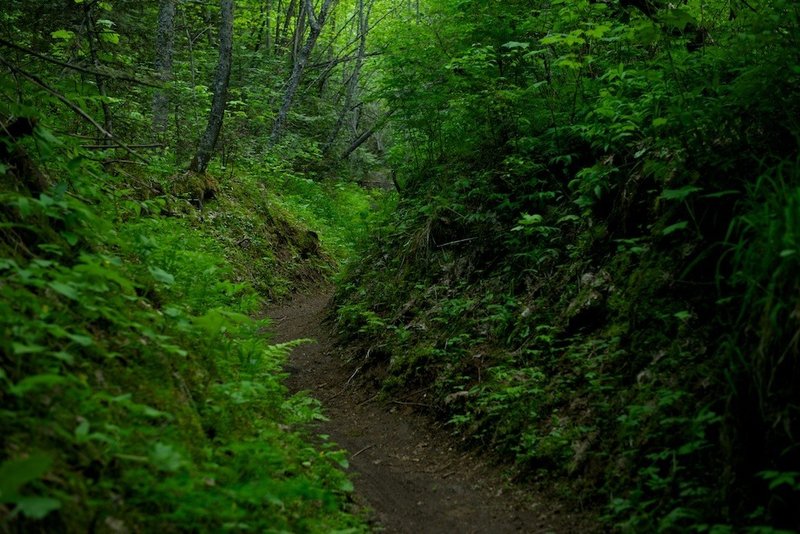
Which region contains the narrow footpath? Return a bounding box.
[268,290,593,534]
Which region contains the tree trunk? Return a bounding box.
[83,3,113,141]
[323,0,370,155]
[189,0,234,173]
[274,0,283,54]
[268,0,336,146]
[291,0,306,66]
[277,0,296,54]
[265,0,273,53]
[152,0,176,136]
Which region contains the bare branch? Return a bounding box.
[0,58,148,164]
[81,143,165,149]
[0,38,162,88]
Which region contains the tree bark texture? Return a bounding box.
[190,0,234,173]
[152,0,176,136]
[268,0,336,146]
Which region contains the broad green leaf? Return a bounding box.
[586,24,611,39]
[34,128,61,147]
[52,351,75,364]
[49,281,79,300]
[75,420,90,442]
[662,221,689,236]
[16,497,61,519]
[10,374,70,396]
[660,8,696,31]
[759,471,800,491]
[67,333,93,347]
[100,32,120,44]
[517,213,543,226]
[12,343,47,355]
[660,186,702,201]
[51,29,74,40]
[0,453,53,501]
[150,443,185,472]
[148,266,175,285]
[62,232,79,246]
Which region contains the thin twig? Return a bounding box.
[100,159,146,165]
[307,51,382,70]
[326,387,348,402]
[389,400,433,409]
[345,365,362,386]
[351,444,375,458]
[82,143,164,149]
[437,237,477,248]
[357,392,379,406]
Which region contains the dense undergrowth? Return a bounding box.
[0,110,377,530]
[3,0,800,530]
[336,0,800,531]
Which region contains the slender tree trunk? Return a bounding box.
[317,2,338,96]
[291,0,306,66]
[152,0,176,136]
[83,4,113,141]
[189,0,234,173]
[277,0,296,54]
[269,0,336,146]
[323,0,369,155]
[274,0,283,54]
[265,0,273,53]
[253,1,266,51]
[253,0,274,54]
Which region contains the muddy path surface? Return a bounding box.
[268,290,593,534]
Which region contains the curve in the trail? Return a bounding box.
[268,290,593,534]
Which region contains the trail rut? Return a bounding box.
[268,290,593,534]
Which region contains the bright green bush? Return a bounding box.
[0,120,365,531]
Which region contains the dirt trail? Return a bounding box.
[268,290,592,534]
